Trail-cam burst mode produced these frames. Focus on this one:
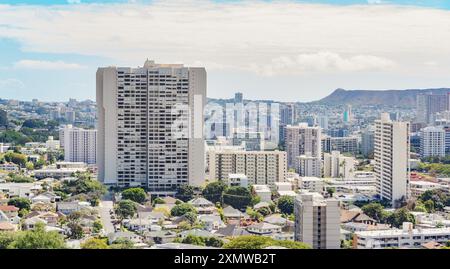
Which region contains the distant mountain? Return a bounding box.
[316,88,450,107]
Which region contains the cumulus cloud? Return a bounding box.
[14,60,86,70]
[0,78,25,90]
[248,52,396,76]
[0,1,449,76]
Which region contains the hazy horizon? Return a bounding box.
[1,0,450,102]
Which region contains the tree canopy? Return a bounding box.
[9,223,66,249]
[171,203,197,217]
[202,181,228,204]
[223,186,253,210]
[115,199,138,220]
[121,187,147,204]
[277,196,294,215]
[223,235,310,249]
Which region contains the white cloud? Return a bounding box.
[0,1,449,77]
[67,0,81,4]
[248,52,396,76]
[0,78,25,90]
[14,60,85,70]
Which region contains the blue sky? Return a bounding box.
[0,0,450,102]
[0,0,449,9]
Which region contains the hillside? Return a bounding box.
[316,88,450,107]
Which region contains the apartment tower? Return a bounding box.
[96,60,206,194]
[374,113,410,207]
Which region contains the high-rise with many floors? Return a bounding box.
[420,126,445,158]
[96,60,206,194]
[416,93,449,124]
[60,125,97,164]
[286,123,322,169]
[374,113,410,207]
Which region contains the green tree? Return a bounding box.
[183,211,198,225]
[424,200,435,213]
[10,222,66,249]
[110,238,135,249]
[4,152,27,167]
[25,161,34,170]
[121,187,147,204]
[176,184,195,202]
[67,211,84,239]
[413,200,427,212]
[202,181,228,204]
[277,196,294,215]
[8,174,34,183]
[0,232,18,249]
[246,208,263,222]
[0,109,8,127]
[93,220,103,234]
[171,203,196,217]
[386,208,415,228]
[326,187,336,197]
[0,130,31,145]
[152,197,165,206]
[223,186,252,210]
[419,190,448,211]
[22,119,46,129]
[81,238,109,249]
[115,199,138,220]
[223,235,310,249]
[205,237,224,247]
[361,203,387,223]
[180,234,206,246]
[7,197,31,211]
[256,206,272,217]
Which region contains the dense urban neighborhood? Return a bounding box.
[1,81,450,249]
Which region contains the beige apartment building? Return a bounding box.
[96,60,206,194]
[374,113,410,207]
[208,150,286,187]
[294,192,340,249]
[285,123,322,169]
[60,125,97,165]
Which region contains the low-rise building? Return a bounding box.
[354,222,450,249]
[247,222,282,235]
[298,177,324,193]
[252,185,272,202]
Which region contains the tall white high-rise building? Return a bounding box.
[416,93,449,124]
[374,113,410,207]
[60,125,97,164]
[294,193,340,249]
[96,60,206,193]
[419,126,445,158]
[286,123,322,168]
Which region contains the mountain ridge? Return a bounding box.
[315,88,450,106]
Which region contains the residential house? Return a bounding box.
[108,231,143,244]
[144,230,178,244]
[23,217,47,230]
[56,201,91,215]
[31,191,61,204]
[188,197,216,215]
[222,206,246,221]
[247,222,283,235]
[197,214,225,231]
[216,224,250,237]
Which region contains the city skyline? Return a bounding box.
[1,0,450,102]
